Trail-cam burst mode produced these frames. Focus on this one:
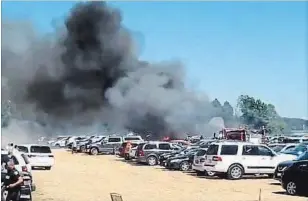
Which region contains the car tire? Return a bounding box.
[206,171,215,176]
[45,166,51,170]
[55,144,60,148]
[90,148,99,155]
[227,164,243,180]
[268,174,274,178]
[179,161,190,171]
[286,181,297,195]
[147,156,157,166]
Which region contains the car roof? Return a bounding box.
[211,141,261,146]
[18,144,51,147]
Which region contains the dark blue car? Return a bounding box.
[274,151,308,180]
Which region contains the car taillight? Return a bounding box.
[212,156,222,161]
[22,166,28,172]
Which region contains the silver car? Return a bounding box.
[136,141,181,166]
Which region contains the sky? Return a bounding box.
[2,1,308,119]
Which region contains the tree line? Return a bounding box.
[211,95,308,135]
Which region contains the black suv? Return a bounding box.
[281,160,308,196]
[274,151,308,180]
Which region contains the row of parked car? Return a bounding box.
[115,139,308,197]
[1,144,55,201]
[55,134,308,197]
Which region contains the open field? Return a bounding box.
[32,150,307,201]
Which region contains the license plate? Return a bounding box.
[208,159,212,163]
[20,195,30,199]
[24,181,30,185]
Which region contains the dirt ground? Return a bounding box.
[32,150,307,201]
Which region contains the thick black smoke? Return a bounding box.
[2,2,224,140]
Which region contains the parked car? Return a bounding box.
[17,144,54,170]
[159,147,188,166]
[135,141,181,166]
[190,140,216,149]
[165,149,199,171]
[88,136,124,155]
[268,144,297,153]
[77,136,106,152]
[169,140,192,147]
[67,136,91,149]
[203,141,297,180]
[192,148,215,176]
[274,151,308,180]
[280,142,308,156]
[281,160,308,196]
[51,137,69,148]
[47,136,69,145]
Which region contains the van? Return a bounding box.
[17,144,54,170]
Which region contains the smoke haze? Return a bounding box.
[2,2,224,142]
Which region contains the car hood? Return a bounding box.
[277,160,295,167]
[169,154,192,160]
[280,150,303,156]
[276,153,297,161]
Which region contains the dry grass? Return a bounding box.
[32,150,307,201]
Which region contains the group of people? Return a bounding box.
[2,144,24,201]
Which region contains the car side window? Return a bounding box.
[159,143,171,150]
[285,146,295,151]
[258,146,273,156]
[242,145,259,156]
[17,146,29,153]
[108,138,121,143]
[144,144,157,150]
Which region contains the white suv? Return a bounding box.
[204,141,297,180]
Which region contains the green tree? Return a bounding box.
[211,98,223,117]
[237,95,286,134]
[222,101,234,119]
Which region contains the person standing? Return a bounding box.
[72,138,77,154]
[5,160,24,201]
[124,141,132,160]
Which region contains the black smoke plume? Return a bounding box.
[1,2,224,141]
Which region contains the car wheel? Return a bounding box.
[268,174,274,178]
[286,181,297,195]
[90,148,99,155]
[55,144,60,148]
[147,156,157,166]
[227,164,243,180]
[206,171,215,176]
[179,161,190,171]
[45,166,51,170]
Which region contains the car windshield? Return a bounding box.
[296,152,308,160]
[272,145,284,152]
[293,145,307,152]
